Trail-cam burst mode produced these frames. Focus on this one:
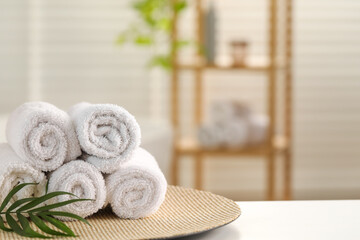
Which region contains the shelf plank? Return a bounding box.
[175,135,288,157]
[177,63,270,72]
[207,64,269,71]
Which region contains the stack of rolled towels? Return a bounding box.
[0,101,167,220]
[198,100,268,149]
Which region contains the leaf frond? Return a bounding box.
[0,183,92,238]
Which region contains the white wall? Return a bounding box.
[0,0,28,112]
[0,0,360,200]
[293,0,360,199]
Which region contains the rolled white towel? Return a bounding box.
[48,160,106,220]
[69,102,141,174]
[106,148,167,219]
[0,143,46,207]
[248,114,268,145]
[6,102,81,172]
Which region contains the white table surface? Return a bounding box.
[178,200,360,240]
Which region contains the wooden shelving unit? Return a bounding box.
[170,0,293,200]
[178,63,271,71]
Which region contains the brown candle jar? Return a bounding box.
[230,40,248,67]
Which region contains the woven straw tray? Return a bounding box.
[0,185,241,240]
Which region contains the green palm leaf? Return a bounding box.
[0,216,12,232]
[29,213,70,237]
[39,214,76,237]
[7,197,35,212]
[45,180,49,194]
[0,183,37,212]
[0,182,93,238]
[44,211,90,225]
[28,198,91,213]
[17,213,50,238]
[6,213,27,237]
[17,191,77,212]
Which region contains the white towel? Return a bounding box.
[6,102,81,172]
[198,124,223,148]
[222,120,249,148]
[248,114,268,145]
[48,160,106,220]
[0,143,46,207]
[69,102,141,174]
[106,148,167,219]
[198,120,249,149]
[210,100,252,124]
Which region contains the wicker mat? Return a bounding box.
[0,185,241,240]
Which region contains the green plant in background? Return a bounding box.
[0,183,91,238]
[117,0,188,70]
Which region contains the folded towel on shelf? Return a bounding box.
[6,102,81,172]
[248,114,268,146]
[198,99,269,149]
[198,120,249,149]
[198,124,223,148]
[106,148,167,219]
[0,143,46,206]
[210,100,252,124]
[69,102,141,174]
[222,120,249,148]
[48,160,106,220]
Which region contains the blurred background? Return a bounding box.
[1,0,360,201]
